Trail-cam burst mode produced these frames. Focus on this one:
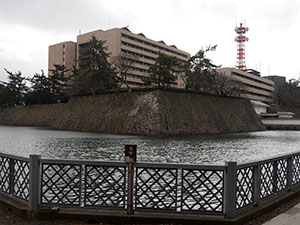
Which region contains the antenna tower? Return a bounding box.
[235,23,249,70]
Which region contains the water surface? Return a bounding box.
[0,125,299,165]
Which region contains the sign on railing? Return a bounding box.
[125,144,137,162]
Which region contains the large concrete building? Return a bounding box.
[48,27,190,88]
[217,68,274,103]
[48,41,76,77]
[48,27,274,104]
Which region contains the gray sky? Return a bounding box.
[1,0,300,81]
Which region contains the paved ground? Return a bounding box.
[0,195,300,225]
[263,202,300,225]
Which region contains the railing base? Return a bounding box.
[1,185,300,225]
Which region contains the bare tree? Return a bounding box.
[213,73,245,97]
[112,53,139,90]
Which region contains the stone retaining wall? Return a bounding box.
[0,90,265,135]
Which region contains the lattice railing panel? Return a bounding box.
[181,169,224,212]
[0,156,10,194]
[276,159,288,192]
[13,159,30,201]
[236,166,253,210]
[84,165,126,208]
[41,163,81,206]
[260,162,274,199]
[292,155,300,185]
[135,167,177,211]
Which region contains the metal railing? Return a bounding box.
[1,150,300,219]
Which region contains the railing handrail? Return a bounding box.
[1,150,300,168]
[237,150,300,169]
[40,158,226,170]
[41,157,227,169]
[41,158,127,167]
[134,162,226,170]
[0,152,29,162]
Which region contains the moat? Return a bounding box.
[1,125,299,165]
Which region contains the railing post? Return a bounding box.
[253,164,261,206]
[127,160,134,214]
[224,161,237,219]
[273,161,278,194]
[125,145,137,215]
[29,155,41,211]
[9,158,15,195]
[287,157,293,190]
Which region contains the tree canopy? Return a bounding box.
[48,64,69,95]
[75,35,117,95]
[1,69,28,105]
[146,52,182,88]
[184,46,243,97]
[184,46,219,92]
[25,70,54,104]
[276,78,300,107]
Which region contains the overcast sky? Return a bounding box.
[1,0,300,82]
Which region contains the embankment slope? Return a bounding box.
[0,90,265,135]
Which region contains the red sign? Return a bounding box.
[125,145,137,162]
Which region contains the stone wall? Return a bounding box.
[0,90,265,136]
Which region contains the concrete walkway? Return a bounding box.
[263,202,300,225]
[261,119,300,125]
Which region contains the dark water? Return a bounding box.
[0,125,299,165]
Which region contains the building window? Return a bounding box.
[121,32,189,59]
[232,72,273,88]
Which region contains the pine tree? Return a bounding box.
[3,69,28,105]
[147,52,181,88]
[77,35,117,95]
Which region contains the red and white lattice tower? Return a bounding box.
[235,23,249,70]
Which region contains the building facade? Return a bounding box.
[49,27,190,88]
[263,75,286,90]
[48,41,76,77]
[217,67,274,103]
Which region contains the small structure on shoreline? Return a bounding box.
[250,100,270,114]
[261,111,295,119]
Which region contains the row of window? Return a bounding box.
[232,72,274,88]
[129,66,149,74]
[121,33,189,59]
[121,41,158,56]
[123,65,150,74]
[135,60,152,67]
[121,41,186,64]
[127,73,150,80]
[244,90,273,99]
[126,73,177,86]
[127,81,144,87]
[121,48,156,62]
[244,83,273,93]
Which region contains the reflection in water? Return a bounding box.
[1,126,300,165]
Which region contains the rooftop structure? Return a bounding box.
[235,23,249,70]
[217,67,274,103]
[263,75,286,89]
